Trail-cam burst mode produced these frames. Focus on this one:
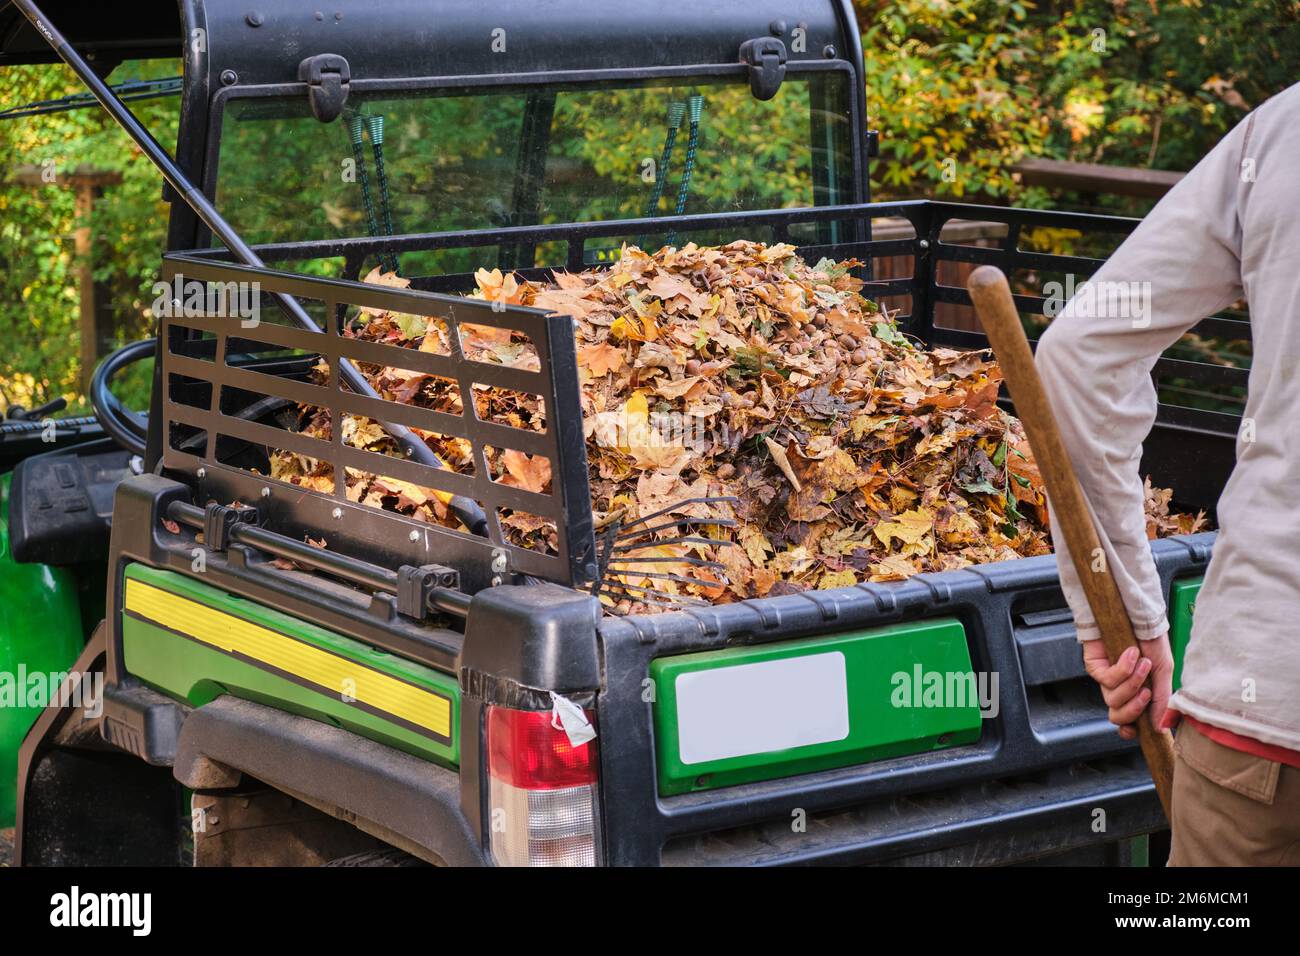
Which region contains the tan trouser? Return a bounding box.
[1168,722,1300,866]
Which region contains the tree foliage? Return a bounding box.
[2,2,1298,415]
[857,0,1300,201]
[0,59,178,411]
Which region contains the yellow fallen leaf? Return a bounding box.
[914,427,965,457]
[818,569,858,590]
[869,554,919,581]
[740,527,774,566]
[873,507,935,549]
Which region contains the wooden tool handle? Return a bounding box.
[966,265,1176,818]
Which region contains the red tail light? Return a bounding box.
[488,707,597,789]
[486,705,600,866]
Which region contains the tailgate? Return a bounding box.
[595,534,1214,865]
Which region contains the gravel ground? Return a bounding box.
[0,828,13,866]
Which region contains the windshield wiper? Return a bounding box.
[0,76,182,121]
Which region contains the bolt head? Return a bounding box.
[331,507,343,519]
[260,486,271,498]
[408,530,420,542]
[220,70,238,86]
[245,11,264,27]
[196,467,206,479]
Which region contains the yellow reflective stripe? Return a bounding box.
[124,578,450,738]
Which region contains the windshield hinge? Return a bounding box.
[297,53,351,123]
[739,37,787,101]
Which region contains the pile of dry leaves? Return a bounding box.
[272,241,1205,611]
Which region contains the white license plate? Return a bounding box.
[675,652,850,765]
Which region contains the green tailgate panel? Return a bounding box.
[1168,577,1202,692]
[651,618,983,796]
[121,564,459,767]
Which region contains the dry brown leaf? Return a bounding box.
[578,341,626,377]
[501,449,552,495]
[267,240,1204,614]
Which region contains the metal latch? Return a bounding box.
[297,53,350,123]
[739,37,787,101]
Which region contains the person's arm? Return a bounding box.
[1035,113,1254,734]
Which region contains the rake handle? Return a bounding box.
[966,265,1175,819]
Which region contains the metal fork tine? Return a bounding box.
[597,580,713,608]
[613,536,733,553]
[615,516,738,539]
[603,568,726,587]
[606,555,728,570]
[611,592,708,610]
[595,495,741,612]
[616,496,740,531]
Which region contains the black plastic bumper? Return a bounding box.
[661,754,1162,866]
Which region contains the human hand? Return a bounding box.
[1082,633,1175,740]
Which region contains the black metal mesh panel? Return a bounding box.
[159,254,596,591]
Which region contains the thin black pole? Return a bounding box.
[12,0,489,536]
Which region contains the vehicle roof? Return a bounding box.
[1,1,859,82]
[0,1,181,68]
[199,0,855,85]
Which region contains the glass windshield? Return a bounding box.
[213,73,855,271]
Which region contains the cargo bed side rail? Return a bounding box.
[179,198,1250,447]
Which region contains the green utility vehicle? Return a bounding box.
[2,0,1235,865]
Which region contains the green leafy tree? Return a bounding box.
[0,59,178,412]
[855,0,1300,202]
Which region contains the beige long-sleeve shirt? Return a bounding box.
[1035,82,1300,752]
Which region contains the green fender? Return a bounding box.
[0,472,85,826]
